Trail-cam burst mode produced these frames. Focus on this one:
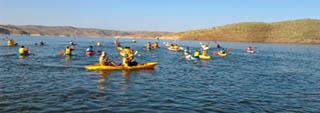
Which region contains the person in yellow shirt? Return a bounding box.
[19,46,29,55]
[64,46,72,56]
[193,50,200,60]
[120,47,137,66]
[152,42,159,49]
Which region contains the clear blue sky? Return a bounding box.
[0,0,319,32]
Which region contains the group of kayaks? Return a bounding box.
[165,42,234,60]
[5,37,255,72]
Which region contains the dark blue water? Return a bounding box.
[1,36,320,113]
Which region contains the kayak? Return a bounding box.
[185,55,199,61]
[246,50,254,53]
[86,51,95,56]
[168,47,180,51]
[85,62,158,71]
[217,52,227,57]
[199,55,211,60]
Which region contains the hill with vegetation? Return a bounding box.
[0,25,169,38]
[160,19,320,44]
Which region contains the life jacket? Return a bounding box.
[124,49,133,57]
[202,50,207,56]
[65,48,71,55]
[19,48,26,55]
[153,43,158,48]
[99,56,106,66]
[194,51,200,57]
[8,40,14,46]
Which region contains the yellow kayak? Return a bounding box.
[168,47,180,51]
[85,62,158,71]
[217,52,227,57]
[199,55,211,60]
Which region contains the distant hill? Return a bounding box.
[0,25,169,38]
[160,19,320,44]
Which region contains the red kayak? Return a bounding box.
[86,51,95,56]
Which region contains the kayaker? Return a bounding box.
[99,51,117,66]
[96,42,102,46]
[64,46,72,56]
[69,41,76,46]
[193,50,200,60]
[152,42,159,48]
[7,39,14,47]
[19,46,29,55]
[173,44,179,50]
[200,42,210,56]
[69,41,76,50]
[40,41,45,46]
[146,42,152,50]
[184,48,193,60]
[35,41,45,46]
[86,46,95,55]
[246,46,254,51]
[220,48,227,54]
[114,39,121,47]
[184,47,191,55]
[215,41,222,48]
[121,47,138,66]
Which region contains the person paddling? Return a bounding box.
[120,47,138,66]
[193,50,200,60]
[86,46,95,56]
[145,42,152,50]
[200,42,210,56]
[99,51,117,66]
[19,46,30,55]
[64,46,73,56]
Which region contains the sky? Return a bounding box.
[0,0,319,32]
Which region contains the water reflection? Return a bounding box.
[19,55,26,59]
[95,70,133,92]
[97,71,108,93]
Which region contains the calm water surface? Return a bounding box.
[0,36,320,113]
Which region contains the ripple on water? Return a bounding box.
[1,37,320,112]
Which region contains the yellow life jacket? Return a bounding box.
[202,50,207,56]
[19,48,26,55]
[125,49,133,57]
[154,43,158,48]
[194,51,200,57]
[65,48,71,55]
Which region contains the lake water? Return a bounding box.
[1,36,320,112]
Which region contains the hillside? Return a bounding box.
[0,25,169,38]
[160,19,320,44]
